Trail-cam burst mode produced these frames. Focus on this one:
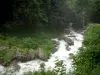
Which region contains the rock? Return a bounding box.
[69,53,74,59]
[38,48,46,60]
[80,31,84,35]
[59,34,68,40]
[29,49,38,59]
[65,44,71,51]
[10,60,20,71]
[52,39,59,46]
[67,35,76,37]
[12,48,47,63]
[64,28,70,34]
[54,42,60,47]
[2,61,7,66]
[69,53,74,57]
[14,50,33,62]
[58,34,74,45]
[66,46,71,51]
[15,50,21,58]
[52,38,59,51]
[63,37,74,45]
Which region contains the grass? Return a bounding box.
[0,28,60,66]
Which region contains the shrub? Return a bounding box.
[73,24,100,75]
[22,37,38,49]
[24,59,66,75]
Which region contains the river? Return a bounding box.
[0,30,83,75]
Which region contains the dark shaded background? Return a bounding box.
[0,0,13,24]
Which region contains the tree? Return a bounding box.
[71,0,100,26]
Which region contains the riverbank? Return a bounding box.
[0,30,83,75]
[0,28,61,67]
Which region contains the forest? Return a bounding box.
[1,0,100,31]
[0,0,100,75]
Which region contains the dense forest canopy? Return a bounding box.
[0,0,100,31]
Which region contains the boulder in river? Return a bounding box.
[51,38,60,51]
[59,35,74,45]
[64,37,74,45]
[51,39,59,46]
[10,60,20,71]
[66,46,71,51]
[64,28,70,34]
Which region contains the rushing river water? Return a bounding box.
[0,30,83,75]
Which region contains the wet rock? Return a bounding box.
[12,47,48,63]
[69,53,74,57]
[67,35,76,37]
[58,35,65,40]
[65,44,70,51]
[54,42,60,48]
[63,37,74,45]
[58,34,74,45]
[38,48,46,60]
[13,50,33,62]
[2,61,7,66]
[66,46,71,51]
[52,39,60,51]
[29,49,39,59]
[52,39,59,46]
[80,31,84,35]
[55,46,59,50]
[16,55,29,62]
[64,28,70,34]
[10,60,20,71]
[69,53,74,59]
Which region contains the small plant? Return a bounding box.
[22,37,38,49]
[54,59,66,75]
[24,59,66,75]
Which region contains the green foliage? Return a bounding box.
[0,47,16,65]
[73,0,100,25]
[73,24,100,75]
[83,24,100,46]
[48,0,75,29]
[13,0,49,26]
[22,37,38,49]
[12,0,81,30]
[0,0,85,31]
[24,59,66,75]
[0,30,57,65]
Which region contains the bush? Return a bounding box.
[0,30,56,66]
[24,59,66,75]
[22,37,38,49]
[73,24,100,75]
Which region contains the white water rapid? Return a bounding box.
[0,30,83,75]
